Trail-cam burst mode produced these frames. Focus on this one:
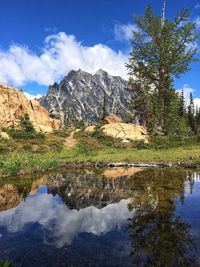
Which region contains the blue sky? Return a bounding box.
[0,0,200,102]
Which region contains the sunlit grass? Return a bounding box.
[1,129,200,176]
[1,144,200,176]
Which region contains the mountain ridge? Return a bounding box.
[39,69,132,125]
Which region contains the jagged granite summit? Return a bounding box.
[40,69,131,125]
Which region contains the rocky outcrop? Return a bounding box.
[0,83,61,132]
[102,122,149,143]
[85,115,149,143]
[40,69,131,125]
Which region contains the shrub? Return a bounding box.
[0,139,17,153]
[20,144,50,154]
[150,134,198,149]
[49,142,63,152]
[3,128,44,140]
[53,129,70,138]
[19,114,35,132]
[129,139,150,149]
[91,127,122,147]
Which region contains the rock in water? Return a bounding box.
[0,83,61,132]
[39,69,131,125]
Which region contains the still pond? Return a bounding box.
[0,167,200,267]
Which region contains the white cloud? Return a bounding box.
[24,92,43,100]
[177,84,200,109]
[177,84,194,100]
[194,98,200,107]
[114,23,138,42]
[0,188,133,248]
[0,32,128,87]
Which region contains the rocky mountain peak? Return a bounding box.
[40,69,132,125]
[95,68,109,76]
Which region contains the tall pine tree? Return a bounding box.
[188,92,196,133]
[178,90,186,117]
[126,4,199,133]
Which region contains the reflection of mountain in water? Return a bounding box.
[0,178,37,211]
[0,185,133,248]
[0,168,200,267]
[47,168,139,209]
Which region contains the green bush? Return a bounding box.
[49,142,63,152]
[20,144,50,154]
[129,139,150,149]
[3,128,44,140]
[53,129,70,138]
[91,127,122,148]
[19,114,35,132]
[0,139,17,153]
[150,134,198,149]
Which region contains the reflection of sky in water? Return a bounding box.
[1,172,200,266]
[176,178,200,238]
[0,185,133,248]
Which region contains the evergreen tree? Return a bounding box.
[188,92,196,133]
[102,90,109,119]
[178,90,186,117]
[126,5,199,133]
[20,114,35,132]
[195,106,200,134]
[126,76,155,129]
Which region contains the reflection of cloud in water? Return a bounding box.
[0,185,133,248]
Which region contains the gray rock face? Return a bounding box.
[40,69,131,125]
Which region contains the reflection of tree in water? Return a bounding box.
[127,168,199,267]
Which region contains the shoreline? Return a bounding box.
[1,160,199,179]
[1,143,200,178]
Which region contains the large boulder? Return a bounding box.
[85,115,149,143]
[0,83,61,132]
[102,122,149,143]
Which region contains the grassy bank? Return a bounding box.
[1,129,200,176]
[1,143,200,176]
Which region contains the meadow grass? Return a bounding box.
[1,129,200,176]
[1,144,200,176]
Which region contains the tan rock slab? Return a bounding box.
[102,123,149,143]
[0,83,61,132]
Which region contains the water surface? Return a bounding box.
[0,167,200,266]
